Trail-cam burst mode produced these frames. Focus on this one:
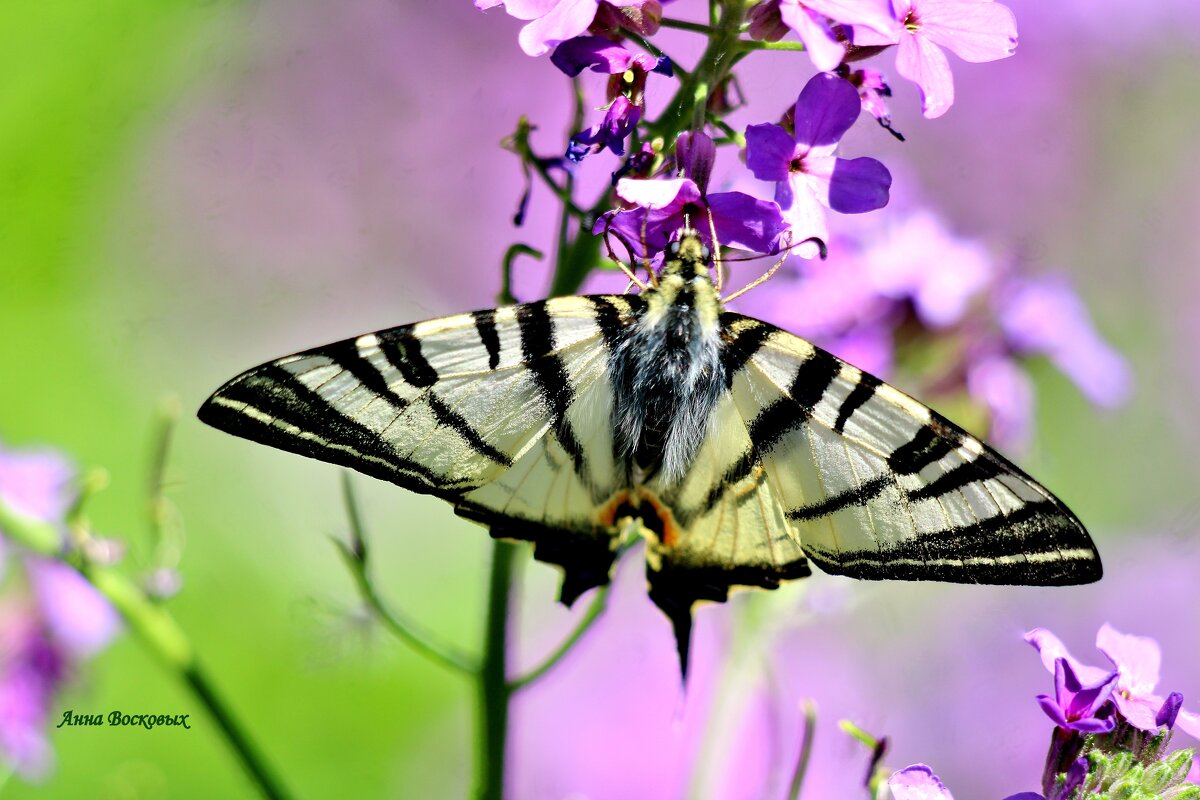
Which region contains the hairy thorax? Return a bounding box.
[611,261,725,488]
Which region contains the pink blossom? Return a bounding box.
[769,0,900,71]
[477,0,659,57]
[854,0,1018,118]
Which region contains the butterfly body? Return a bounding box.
[611,234,725,486]
[200,229,1101,675]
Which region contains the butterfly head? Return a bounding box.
[661,228,713,281]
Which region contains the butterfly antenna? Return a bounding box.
[639,212,657,287]
[598,216,650,291]
[721,234,825,303]
[705,207,723,292]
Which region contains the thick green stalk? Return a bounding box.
[649,0,751,140]
[475,540,519,800]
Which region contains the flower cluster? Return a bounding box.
[0,444,120,778]
[888,626,1200,800]
[478,0,1022,264]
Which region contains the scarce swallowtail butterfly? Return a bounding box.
[199,228,1101,675]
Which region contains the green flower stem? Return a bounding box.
[500,244,544,306]
[787,700,818,800]
[476,540,519,800]
[0,499,293,800]
[648,0,751,140]
[738,39,807,52]
[336,475,479,675]
[508,586,608,691]
[659,17,719,35]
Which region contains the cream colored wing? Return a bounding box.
[715,313,1101,586]
[200,295,643,602]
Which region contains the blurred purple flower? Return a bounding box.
[997,274,1131,409]
[597,132,787,256]
[26,558,119,658]
[1189,755,1199,783]
[477,0,661,57]
[550,34,669,76]
[745,72,890,257]
[859,208,992,327]
[0,448,75,530]
[1157,691,1184,730]
[1035,657,1118,734]
[0,604,68,779]
[965,353,1034,450]
[1026,624,1200,738]
[888,764,955,799]
[852,0,1018,118]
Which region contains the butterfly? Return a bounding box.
[199,227,1101,675]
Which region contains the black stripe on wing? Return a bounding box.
[198,364,473,500]
[806,500,1102,585]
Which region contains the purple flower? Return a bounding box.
[1026,625,1200,738]
[965,353,1034,450]
[596,132,787,256]
[888,764,955,799]
[857,207,992,327]
[476,0,661,57]
[748,1,900,71]
[0,603,68,779]
[567,95,641,161]
[1035,657,1118,734]
[852,0,1018,118]
[550,35,669,77]
[996,274,1131,409]
[0,447,75,529]
[25,558,119,658]
[1096,624,1200,737]
[553,37,669,163]
[745,73,890,256]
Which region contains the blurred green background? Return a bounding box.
[2,1,1199,797]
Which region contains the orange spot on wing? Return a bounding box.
[595,488,683,548]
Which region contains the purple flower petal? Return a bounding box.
[887,764,955,800]
[804,0,901,38]
[778,174,829,256]
[827,156,891,213]
[918,0,1018,63]
[1158,692,1184,729]
[1177,709,1200,740]
[1024,628,1113,685]
[998,275,1130,409]
[615,176,697,209]
[793,72,862,147]
[1096,623,1161,694]
[778,4,846,71]
[747,0,788,41]
[0,448,76,525]
[966,355,1033,450]
[744,123,797,182]
[25,558,120,658]
[550,35,635,75]
[895,29,955,118]
[517,0,601,56]
[1001,795,1046,800]
[675,131,716,195]
[706,191,788,254]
